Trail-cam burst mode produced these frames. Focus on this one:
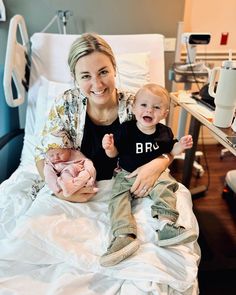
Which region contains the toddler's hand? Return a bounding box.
[102,133,114,150]
[180,135,193,149]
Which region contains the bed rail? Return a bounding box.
[0,128,24,183]
[3,14,30,107]
[0,128,24,150]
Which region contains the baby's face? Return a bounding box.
[46,148,71,164]
[133,88,169,128]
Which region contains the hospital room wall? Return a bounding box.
[176,0,236,144]
[183,0,236,53]
[0,0,185,91]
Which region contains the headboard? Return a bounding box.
[29,33,165,85]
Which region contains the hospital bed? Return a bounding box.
[0,15,200,295]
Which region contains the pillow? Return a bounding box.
[34,76,73,137]
[115,52,151,93]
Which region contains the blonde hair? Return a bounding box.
[68,33,116,77]
[135,83,170,108]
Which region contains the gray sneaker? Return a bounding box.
[157,223,197,247]
[100,236,140,267]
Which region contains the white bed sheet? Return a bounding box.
[0,163,200,295]
[0,32,200,294]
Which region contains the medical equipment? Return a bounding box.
[209,54,236,128]
[181,33,211,64]
[172,32,211,139]
[41,10,73,34]
[173,33,211,84]
[170,32,212,180]
[0,14,200,295]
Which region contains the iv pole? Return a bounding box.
[57,10,72,34]
[41,10,73,34]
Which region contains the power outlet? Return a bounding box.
[164,38,176,52]
[0,0,6,22]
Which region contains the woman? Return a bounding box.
[35,33,172,202]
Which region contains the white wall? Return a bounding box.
[183,0,236,53]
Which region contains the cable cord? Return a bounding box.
[41,15,58,33]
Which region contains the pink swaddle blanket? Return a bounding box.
[44,150,96,197]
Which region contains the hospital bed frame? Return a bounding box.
[0,15,29,182]
[0,14,200,295]
[2,14,165,182]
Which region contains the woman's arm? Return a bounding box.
[127,153,173,197]
[36,159,98,202]
[54,186,99,203]
[36,159,45,180]
[35,91,75,176]
[34,90,99,202]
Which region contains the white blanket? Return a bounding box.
[0,161,200,295]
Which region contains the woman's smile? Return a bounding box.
[91,88,107,96]
[75,52,116,105]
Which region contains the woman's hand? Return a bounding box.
[55,186,99,203]
[126,155,172,198]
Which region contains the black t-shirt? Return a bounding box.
[80,114,120,181]
[114,120,177,172]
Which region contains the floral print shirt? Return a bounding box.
[35,87,134,161]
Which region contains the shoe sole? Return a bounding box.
[99,239,140,267]
[157,229,198,247]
